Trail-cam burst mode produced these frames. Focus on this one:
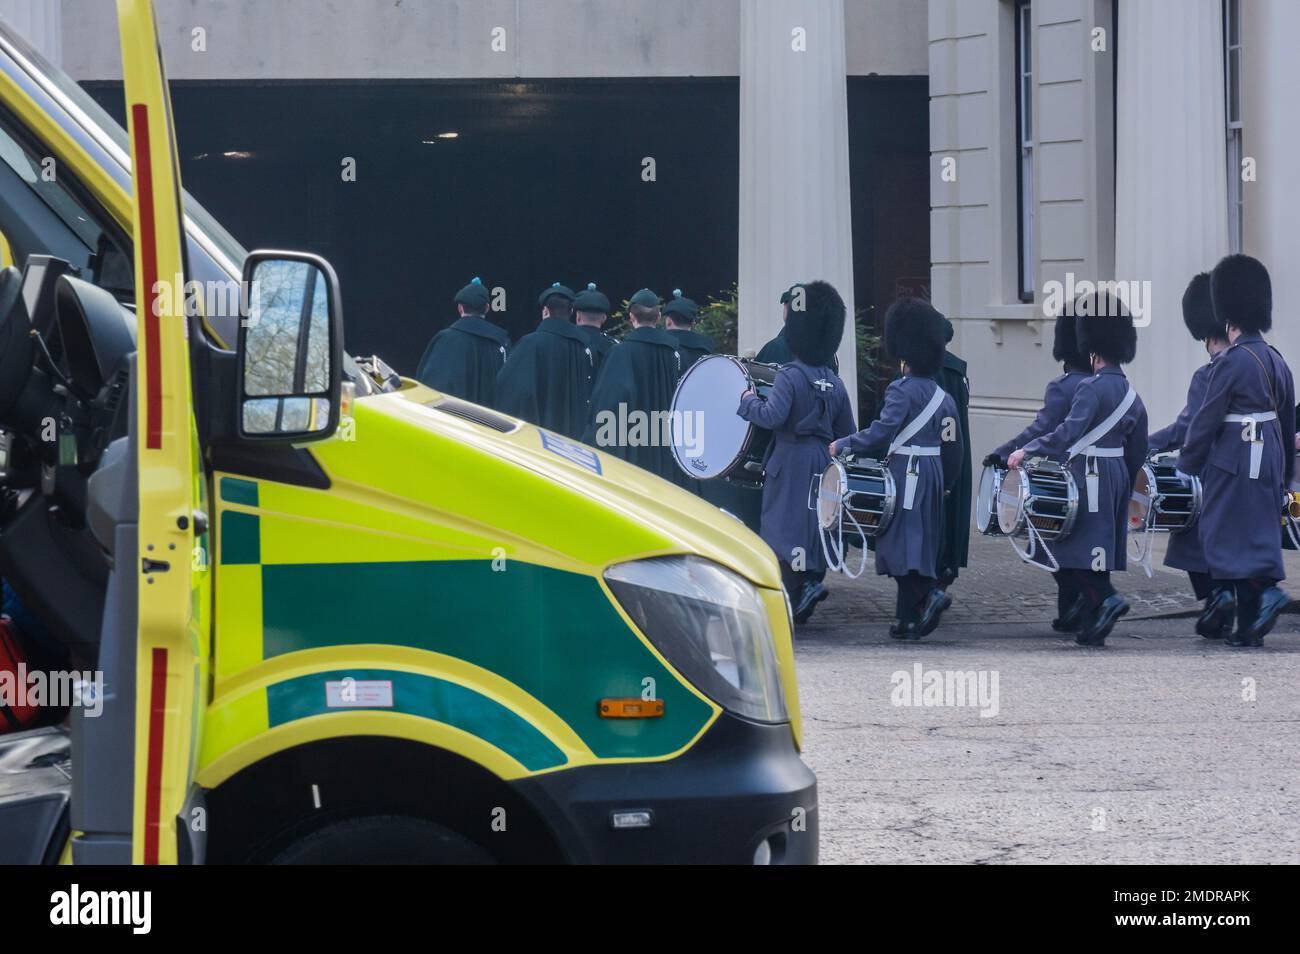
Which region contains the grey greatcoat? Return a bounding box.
[1147,356,1218,575]
[841,374,963,578]
[1021,366,1148,572]
[1178,334,1296,581]
[994,370,1090,460]
[737,361,856,572]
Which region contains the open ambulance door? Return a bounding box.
[118,0,204,866]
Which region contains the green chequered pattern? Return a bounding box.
[220,511,261,565]
[266,668,567,771]
[260,560,713,759]
[219,477,259,506]
[219,477,261,565]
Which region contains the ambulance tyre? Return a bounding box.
[269,814,496,864]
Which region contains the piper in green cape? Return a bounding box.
[584,288,683,481]
[757,284,839,373]
[935,317,972,589]
[415,277,509,406]
[572,282,618,380]
[496,282,595,439]
[664,289,713,370]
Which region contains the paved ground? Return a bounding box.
[795,533,1300,864]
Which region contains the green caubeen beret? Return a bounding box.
[538,281,576,307]
[662,288,699,322]
[573,282,611,313]
[628,287,661,309]
[454,276,491,311]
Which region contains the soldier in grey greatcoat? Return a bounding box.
[1178,254,1296,647]
[1008,292,1149,646]
[831,298,963,639]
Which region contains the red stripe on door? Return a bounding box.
[143,646,168,865]
[130,103,163,450]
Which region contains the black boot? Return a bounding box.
[1226,584,1262,647]
[793,581,828,624]
[1077,594,1129,646]
[913,588,953,639]
[889,621,907,639]
[1052,595,1087,633]
[1195,586,1235,639]
[1230,586,1290,646]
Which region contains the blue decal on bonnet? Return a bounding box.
[540,430,602,475]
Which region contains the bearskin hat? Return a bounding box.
[1073,290,1137,365]
[1181,272,1224,342]
[1210,254,1271,334]
[884,297,946,377]
[785,280,846,366]
[1051,311,1090,372]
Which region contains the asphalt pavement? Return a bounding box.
[794,532,1300,864]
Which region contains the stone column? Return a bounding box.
[738,0,857,408]
[0,0,63,68]
[1114,0,1227,429]
[1242,0,1300,364]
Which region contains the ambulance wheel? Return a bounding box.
[269,814,496,864]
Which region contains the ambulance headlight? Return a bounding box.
[604,556,788,723]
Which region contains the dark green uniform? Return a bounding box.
[574,325,617,379]
[496,319,594,439]
[496,284,594,439]
[667,329,712,369]
[663,292,712,371]
[416,277,508,406]
[415,316,509,406]
[584,326,682,481]
[936,346,971,586]
[573,283,617,382]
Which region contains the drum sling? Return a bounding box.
[1230,344,1283,480]
[888,384,948,511]
[1067,385,1136,513]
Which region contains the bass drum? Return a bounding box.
[669,355,779,488]
[1130,455,1201,533]
[997,459,1078,541]
[975,464,1005,536]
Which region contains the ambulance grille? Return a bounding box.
[429,397,518,433]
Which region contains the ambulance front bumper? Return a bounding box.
[513,712,818,864]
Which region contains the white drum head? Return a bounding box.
[817,461,847,529]
[976,465,1001,533]
[1129,464,1155,531]
[670,355,753,478]
[997,468,1026,535]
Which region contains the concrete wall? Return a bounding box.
[53,0,927,81]
[1242,0,1300,365]
[928,0,1114,467]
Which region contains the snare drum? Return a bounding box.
[975,464,1006,536]
[670,355,779,488]
[817,456,896,539]
[997,459,1079,540]
[1130,454,1202,533]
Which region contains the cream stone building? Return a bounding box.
[932,0,1300,456]
[4,0,1297,479]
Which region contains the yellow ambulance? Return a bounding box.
[0,0,815,863]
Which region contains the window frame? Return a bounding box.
[1223,0,1243,254]
[1014,0,1035,303]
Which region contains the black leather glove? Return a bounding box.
[982,453,1006,469]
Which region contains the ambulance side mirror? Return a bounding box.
[236,250,344,442]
